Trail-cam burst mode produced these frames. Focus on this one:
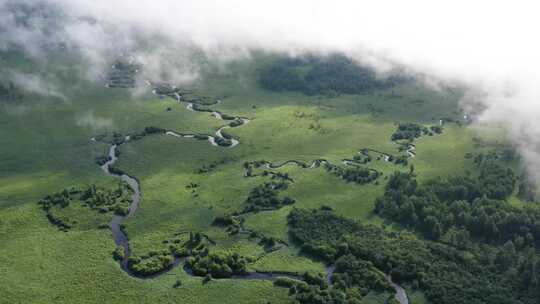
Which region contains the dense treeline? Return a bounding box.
[274,271,369,304]
[276,280,365,304]
[373,162,538,245]
[333,254,392,293]
[288,208,360,262]
[260,54,403,96]
[287,208,540,304]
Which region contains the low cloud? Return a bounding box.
[9,71,65,100]
[75,110,114,131]
[2,0,540,182]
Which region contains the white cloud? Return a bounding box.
[75,110,114,130]
[2,0,540,181]
[9,71,65,100]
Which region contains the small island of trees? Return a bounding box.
[38,183,133,231]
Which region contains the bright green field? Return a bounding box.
[0,51,521,303]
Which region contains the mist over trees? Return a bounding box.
[259,54,405,96]
[0,81,21,102]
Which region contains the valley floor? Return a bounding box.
[0,54,523,304]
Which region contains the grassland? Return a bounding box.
[0,51,523,304]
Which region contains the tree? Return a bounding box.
[495,241,516,270]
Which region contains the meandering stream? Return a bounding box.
[100,142,141,275]
[94,82,409,304]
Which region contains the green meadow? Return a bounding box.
[0,51,527,304]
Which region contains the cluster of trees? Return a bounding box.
[166,231,211,258]
[275,271,381,304]
[128,126,167,141]
[219,129,233,140]
[214,136,233,147]
[352,151,372,164]
[38,188,77,231]
[243,160,262,177]
[212,215,242,235]
[190,103,212,112]
[153,84,179,95]
[257,235,283,250]
[229,118,244,127]
[143,126,166,135]
[472,148,517,165]
[285,209,395,303]
[129,231,219,277]
[391,123,424,141]
[374,162,534,244]
[391,123,443,141]
[244,181,296,212]
[107,61,139,88]
[391,154,409,166]
[186,252,251,278]
[80,183,132,215]
[113,246,125,261]
[324,164,380,185]
[246,165,294,182]
[275,276,365,304]
[260,54,401,96]
[288,208,359,262]
[198,157,236,173]
[287,208,540,304]
[333,254,392,293]
[38,184,132,231]
[220,113,237,120]
[430,125,443,134]
[127,250,174,276]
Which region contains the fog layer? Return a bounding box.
[2,0,540,180]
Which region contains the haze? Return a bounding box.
[2,0,540,180]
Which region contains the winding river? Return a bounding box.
[100,142,143,275]
[94,82,409,304]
